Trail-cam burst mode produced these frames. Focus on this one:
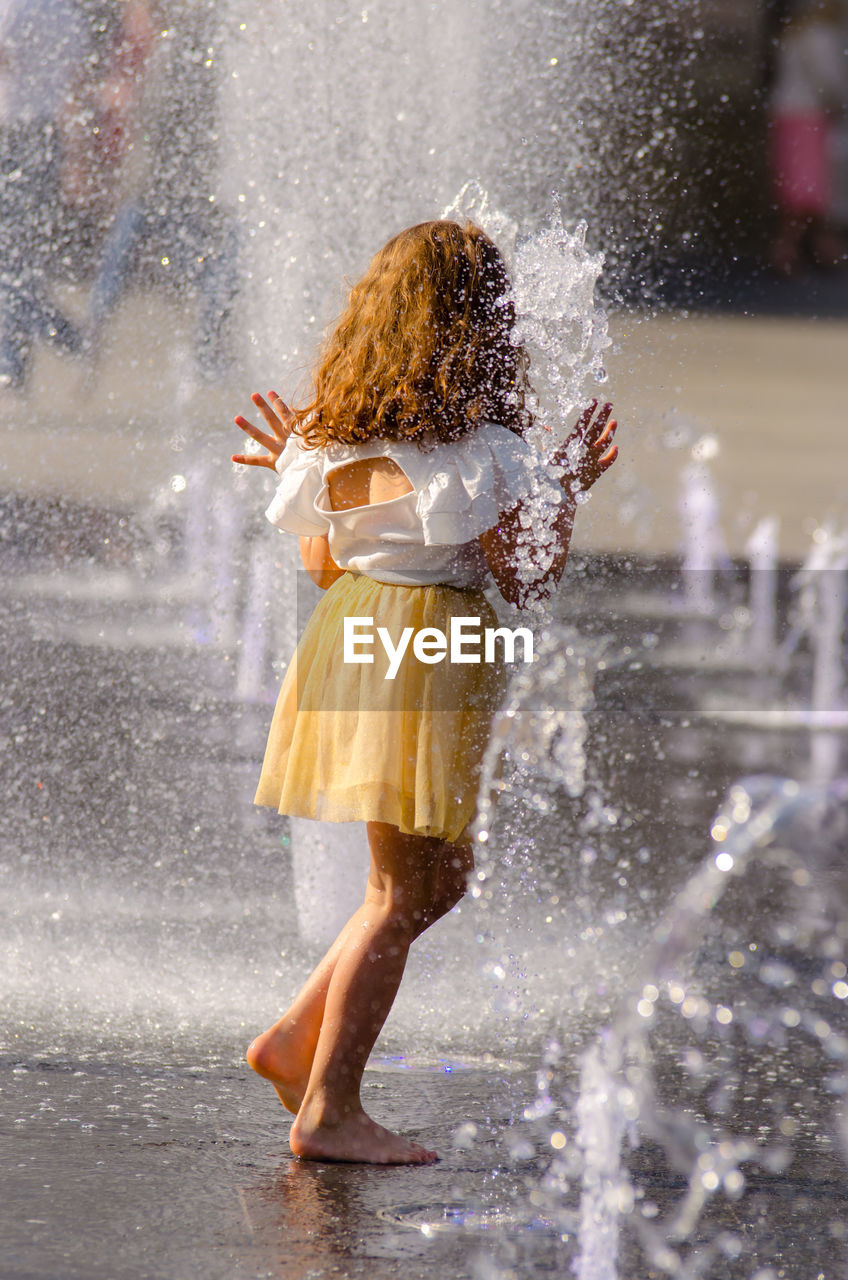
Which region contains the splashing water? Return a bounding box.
[574,1035,634,1280]
[442,186,615,613]
[4,8,845,1279]
[444,182,611,445]
[563,776,848,1278]
[476,626,607,857]
[469,522,847,1278]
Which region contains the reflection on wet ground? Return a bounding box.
[2,547,847,1277]
[4,1050,847,1279]
[2,1052,550,1280]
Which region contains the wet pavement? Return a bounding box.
[3,1049,552,1280]
[3,552,848,1278]
[4,1045,847,1279]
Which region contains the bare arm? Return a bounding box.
[480,493,578,607]
[480,401,618,607]
[233,391,344,591]
[298,534,344,590]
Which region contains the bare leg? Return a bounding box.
[247,831,472,1116]
[287,821,464,1164]
[246,904,371,1112]
[431,840,474,921]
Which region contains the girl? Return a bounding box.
[232,220,617,1166]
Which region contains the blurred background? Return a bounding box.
[1,0,848,1031]
[0,0,846,563]
[2,6,848,1275]
[1,0,847,1011]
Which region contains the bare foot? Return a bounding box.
[245,1023,316,1114]
[290,1098,438,1165]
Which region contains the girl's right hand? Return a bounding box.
[232,391,295,469]
[553,400,618,495]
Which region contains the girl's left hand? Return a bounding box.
[232,391,295,469]
[553,400,618,495]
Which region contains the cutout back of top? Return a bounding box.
[326,457,415,512]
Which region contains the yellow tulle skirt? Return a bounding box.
[254,572,506,844]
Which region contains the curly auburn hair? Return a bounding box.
[291,220,532,449]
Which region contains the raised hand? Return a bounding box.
[232,391,296,469]
[553,400,618,496]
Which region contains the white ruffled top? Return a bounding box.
[264,422,545,587]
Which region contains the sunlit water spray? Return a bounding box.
[2,8,845,1264]
[471,761,848,1277]
[579,776,848,1277]
[4,8,846,1278]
